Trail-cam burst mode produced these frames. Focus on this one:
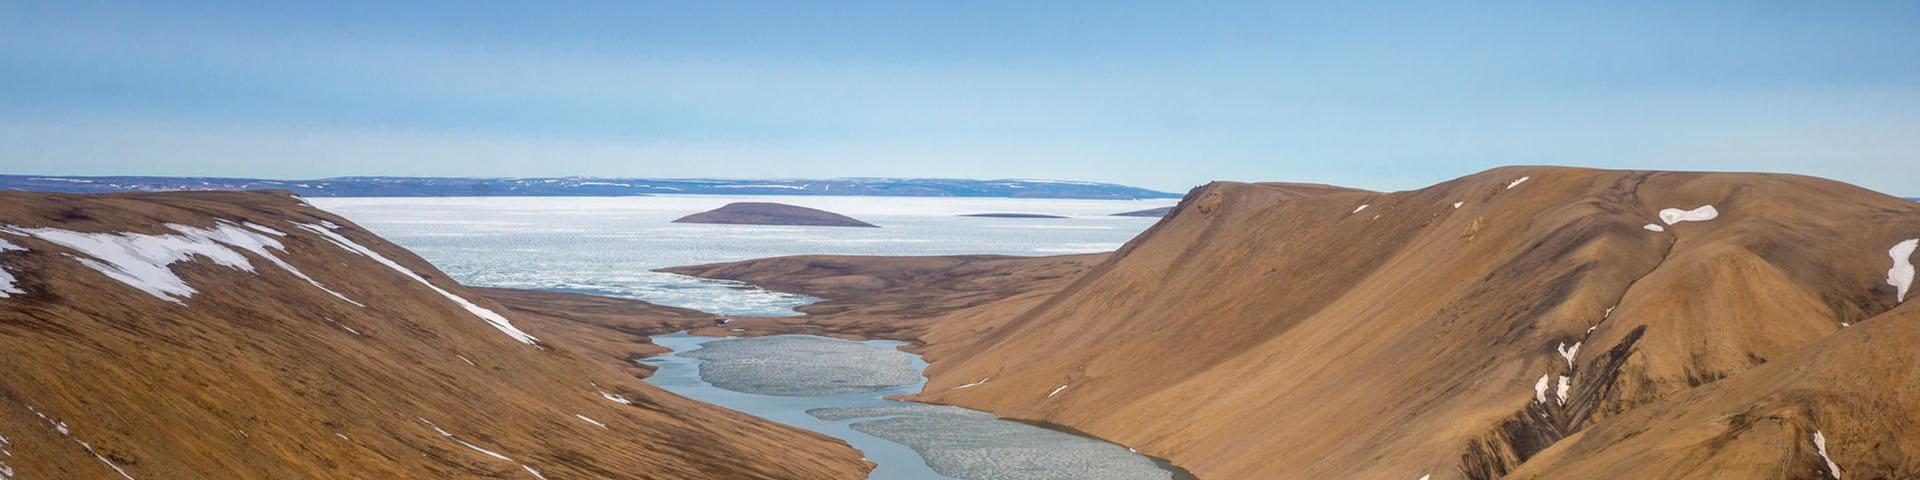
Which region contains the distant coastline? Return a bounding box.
[0,175,1180,200]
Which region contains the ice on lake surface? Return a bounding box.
[648,333,1175,480]
[313,194,1169,316]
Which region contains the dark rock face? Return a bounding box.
[673,202,879,227]
[960,213,1068,219]
[1109,206,1174,217]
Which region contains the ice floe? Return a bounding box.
[1643,224,1665,232]
[1888,239,1915,303]
[1,222,361,306]
[1353,204,1369,214]
[576,414,608,429]
[1814,430,1841,479]
[1558,342,1581,369]
[1048,385,1069,398]
[1533,374,1551,403]
[296,223,538,346]
[1555,376,1571,405]
[1658,205,1718,225]
[1507,177,1530,189]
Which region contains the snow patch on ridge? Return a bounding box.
[1353,204,1369,214]
[1643,224,1664,232]
[1558,342,1581,369]
[1047,385,1069,398]
[1507,177,1530,189]
[2,222,360,306]
[1814,430,1841,479]
[1888,239,1916,302]
[1659,205,1719,225]
[1534,374,1551,403]
[296,223,539,346]
[1555,376,1571,405]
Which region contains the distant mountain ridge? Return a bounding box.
[0,175,1179,199]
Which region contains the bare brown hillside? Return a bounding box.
[672,167,1920,479]
[0,190,870,479]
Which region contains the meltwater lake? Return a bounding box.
[314,194,1182,479]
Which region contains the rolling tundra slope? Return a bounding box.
[895,166,1920,479]
[0,190,869,479]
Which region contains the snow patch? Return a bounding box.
[0,239,21,252]
[951,377,989,390]
[1643,224,1665,232]
[1533,374,1551,403]
[2,222,361,306]
[1452,202,1463,209]
[296,224,538,346]
[1555,376,1571,405]
[1887,239,1916,302]
[1507,177,1530,189]
[1659,205,1719,225]
[1353,204,1369,214]
[576,415,608,429]
[1814,430,1841,479]
[522,464,550,480]
[1047,385,1069,398]
[1558,342,1581,369]
[599,392,633,405]
[419,418,512,461]
[458,355,476,366]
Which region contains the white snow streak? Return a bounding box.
[1507,177,1530,189]
[1353,204,1369,214]
[1887,239,1916,303]
[25,404,136,479]
[1452,202,1464,209]
[522,464,550,480]
[419,418,511,461]
[951,377,990,390]
[576,415,608,429]
[1659,205,1719,225]
[599,392,633,405]
[1555,376,1571,405]
[1814,430,1841,479]
[1534,374,1551,403]
[1047,385,1069,398]
[1643,224,1665,232]
[0,239,21,252]
[458,355,476,366]
[296,223,538,346]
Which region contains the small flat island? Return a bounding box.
[1110,206,1174,217]
[960,213,1068,219]
[673,202,879,227]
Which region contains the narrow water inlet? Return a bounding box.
[641,332,1182,480]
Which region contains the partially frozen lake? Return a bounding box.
[644,333,1180,480]
[314,195,1169,316]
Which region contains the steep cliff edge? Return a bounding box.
[892,167,1918,479]
[0,190,870,479]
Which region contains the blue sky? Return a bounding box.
[2,1,1917,194]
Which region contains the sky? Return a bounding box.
[2,1,1917,195]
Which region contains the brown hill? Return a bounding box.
[0,190,869,479]
[672,202,878,227]
[670,168,1920,479]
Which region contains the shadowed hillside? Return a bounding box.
[0,190,870,479]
